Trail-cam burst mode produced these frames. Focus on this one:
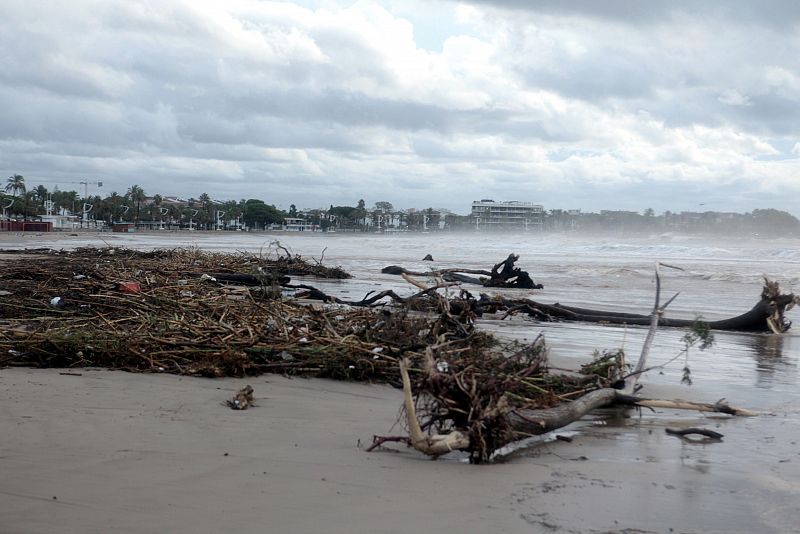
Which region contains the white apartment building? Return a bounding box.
[471,199,544,231]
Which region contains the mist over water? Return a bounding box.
[6,230,800,530]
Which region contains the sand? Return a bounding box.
[3,368,798,534]
[1,368,547,534]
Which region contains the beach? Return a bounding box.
[2,231,800,533]
[2,367,798,534]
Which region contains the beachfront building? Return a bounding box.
[371,210,406,232]
[471,199,545,231]
[40,213,80,230]
[284,217,315,231]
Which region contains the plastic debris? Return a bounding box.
[116,281,141,293]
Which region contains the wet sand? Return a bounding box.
[2,368,798,534]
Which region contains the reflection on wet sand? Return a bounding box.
[742,333,798,388]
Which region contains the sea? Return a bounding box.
[5,230,800,532]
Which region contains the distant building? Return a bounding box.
[371,209,405,232]
[471,199,544,231]
[284,217,315,231]
[40,214,79,230]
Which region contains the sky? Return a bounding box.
[2,0,800,215]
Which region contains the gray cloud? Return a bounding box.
[461,0,800,28]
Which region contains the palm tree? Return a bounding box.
[33,185,48,209]
[126,185,146,224]
[104,192,125,223]
[5,174,26,197]
[5,174,25,219]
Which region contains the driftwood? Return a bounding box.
[484,253,543,289]
[0,247,766,463]
[284,282,465,311]
[478,278,799,333]
[371,264,759,462]
[665,427,724,440]
[382,253,543,290]
[389,364,753,461]
[208,273,290,286]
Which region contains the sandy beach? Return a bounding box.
[2,367,798,534]
[2,368,547,534]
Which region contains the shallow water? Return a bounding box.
[5,230,800,531]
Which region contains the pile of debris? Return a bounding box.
[0,247,419,379]
[0,247,771,462]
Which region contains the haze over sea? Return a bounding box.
[5,230,800,531]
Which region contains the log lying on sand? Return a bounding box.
[382,253,543,290]
[478,278,799,333]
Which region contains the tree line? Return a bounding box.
[2,174,458,231]
[2,175,287,230]
[6,173,800,235]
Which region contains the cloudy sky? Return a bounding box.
[2,0,800,214]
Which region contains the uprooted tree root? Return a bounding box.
[382,253,544,289]
[371,334,618,462]
[367,338,757,463]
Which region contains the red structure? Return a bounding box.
[0,221,53,232]
[112,223,136,233]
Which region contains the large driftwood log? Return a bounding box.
[480,278,799,333]
[483,253,543,289]
[382,253,543,290]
